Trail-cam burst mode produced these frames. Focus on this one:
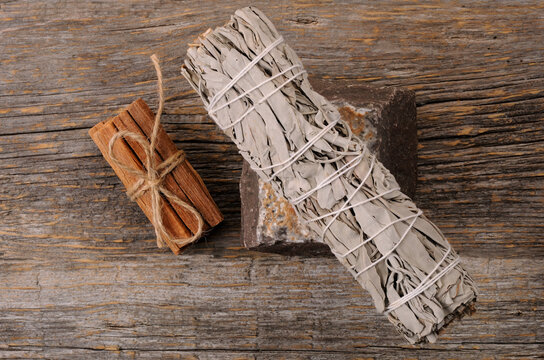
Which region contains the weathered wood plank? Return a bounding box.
[1,0,542,255]
[0,0,543,357]
[0,255,542,358]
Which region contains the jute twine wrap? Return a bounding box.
[108,54,204,248]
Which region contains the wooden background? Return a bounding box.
[1,1,542,358]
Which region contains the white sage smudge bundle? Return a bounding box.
[182,6,477,343]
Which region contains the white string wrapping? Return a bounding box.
[204,36,458,316]
[182,6,477,344]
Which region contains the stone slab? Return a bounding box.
[240,85,417,255]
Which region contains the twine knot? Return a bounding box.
[107,54,203,249]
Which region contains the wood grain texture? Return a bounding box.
[0,255,542,358]
[1,0,543,358]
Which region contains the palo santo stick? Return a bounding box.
[89,120,186,254]
[89,99,223,254]
[127,99,223,227]
[114,110,209,234]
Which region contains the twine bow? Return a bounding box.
[107,54,204,249]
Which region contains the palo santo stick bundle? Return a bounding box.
[89,98,223,254]
[182,6,477,343]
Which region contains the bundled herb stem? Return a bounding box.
[182,6,477,343]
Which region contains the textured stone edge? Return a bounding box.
[240,85,418,255]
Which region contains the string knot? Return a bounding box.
[107,55,203,249]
